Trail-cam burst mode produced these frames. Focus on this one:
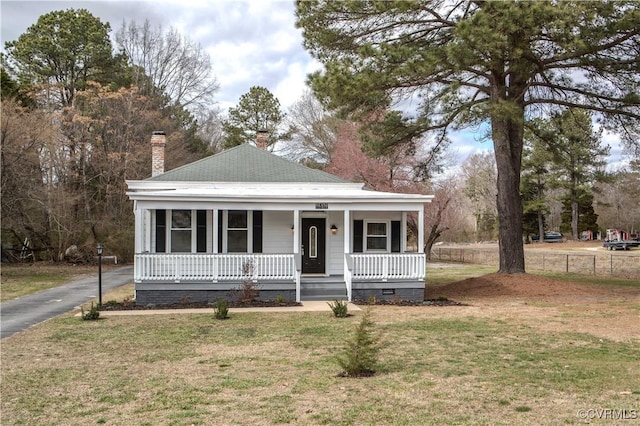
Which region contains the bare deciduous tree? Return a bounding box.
[595,166,640,234]
[285,90,343,166]
[1,98,70,259]
[461,151,498,242]
[195,108,226,155]
[115,19,219,112]
[326,121,459,254]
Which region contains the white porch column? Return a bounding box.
[343,209,350,254]
[293,209,300,253]
[143,209,151,252]
[401,211,408,253]
[134,201,143,253]
[212,209,218,253]
[418,207,425,254]
[293,209,301,302]
[343,209,352,301]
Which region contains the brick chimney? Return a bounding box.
[256,129,268,150]
[151,131,166,177]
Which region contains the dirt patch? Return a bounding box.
[426,272,638,301]
[353,298,467,307]
[421,272,640,342]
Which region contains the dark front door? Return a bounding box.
[302,218,326,274]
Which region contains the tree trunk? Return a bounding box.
[424,224,447,261]
[491,117,525,273]
[538,210,545,244]
[571,197,579,240]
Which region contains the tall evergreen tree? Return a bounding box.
[296,0,640,273]
[222,86,291,149]
[560,192,599,238]
[521,120,557,241]
[545,109,609,239]
[4,9,122,107]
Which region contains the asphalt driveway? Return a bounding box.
[1,265,133,339]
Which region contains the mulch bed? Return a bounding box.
[100,298,467,310]
[99,299,302,311]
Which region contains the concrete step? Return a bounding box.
[301,294,348,301]
[301,282,346,289]
[300,278,347,301]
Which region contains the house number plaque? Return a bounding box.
[315,203,328,210]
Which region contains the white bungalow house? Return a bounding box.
[126,131,433,305]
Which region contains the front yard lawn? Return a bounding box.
[2,294,638,425]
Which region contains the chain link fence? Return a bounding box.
[430,246,640,280]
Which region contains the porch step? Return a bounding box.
[302,294,348,301]
[300,279,347,301]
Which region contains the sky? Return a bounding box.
[1,0,321,112]
[0,0,628,169]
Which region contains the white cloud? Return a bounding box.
[1,0,315,112]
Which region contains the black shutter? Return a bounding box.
[155,210,166,253]
[252,211,263,253]
[196,210,207,252]
[353,220,363,253]
[391,221,401,253]
[218,210,223,253]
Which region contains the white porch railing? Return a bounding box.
[348,253,426,281]
[135,253,296,282]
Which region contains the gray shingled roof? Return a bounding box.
[149,143,347,183]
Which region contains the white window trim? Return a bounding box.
[167,209,197,253]
[223,210,253,253]
[364,220,390,253]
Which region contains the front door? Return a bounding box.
[302,218,326,274]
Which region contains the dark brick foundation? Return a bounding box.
[352,287,424,302]
[134,280,424,305]
[135,288,296,306]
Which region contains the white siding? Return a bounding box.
[327,211,344,275]
[353,211,402,221]
[144,209,404,272]
[262,211,295,253]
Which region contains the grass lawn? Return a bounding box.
[0,263,101,302]
[2,287,639,425]
[426,263,497,286]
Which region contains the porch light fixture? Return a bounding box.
[330,224,338,234]
[96,244,104,307]
[290,225,295,233]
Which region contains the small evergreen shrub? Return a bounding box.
[276,295,286,304]
[213,298,229,320]
[336,307,380,377]
[327,299,348,318]
[81,302,100,321]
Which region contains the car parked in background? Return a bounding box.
[531,231,564,242]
